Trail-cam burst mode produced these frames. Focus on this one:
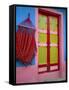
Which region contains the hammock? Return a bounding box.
[16,29,36,64]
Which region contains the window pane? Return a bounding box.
[38,14,47,30]
[50,34,58,44]
[50,47,58,64]
[38,33,47,43]
[38,46,47,64]
[50,17,58,32]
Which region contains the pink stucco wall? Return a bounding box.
[16,63,66,83]
[16,8,66,84]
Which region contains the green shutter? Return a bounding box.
[50,17,58,32]
[38,14,47,30]
[50,47,58,64]
[50,34,58,44]
[38,47,47,64]
[38,33,47,43]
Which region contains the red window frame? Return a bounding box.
[38,9,60,73]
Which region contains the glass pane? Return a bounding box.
[50,47,58,64]
[50,16,58,32]
[38,33,47,43]
[38,46,47,64]
[38,14,47,30]
[50,34,58,44]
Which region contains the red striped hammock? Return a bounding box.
[16,29,36,64]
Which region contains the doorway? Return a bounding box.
[38,9,60,73]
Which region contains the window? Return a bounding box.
[38,10,59,73]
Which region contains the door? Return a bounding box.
[38,9,59,73]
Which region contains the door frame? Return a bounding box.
[35,8,64,73]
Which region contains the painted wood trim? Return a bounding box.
[38,29,58,34]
